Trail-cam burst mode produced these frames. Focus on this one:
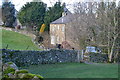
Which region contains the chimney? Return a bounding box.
[62,3,67,17]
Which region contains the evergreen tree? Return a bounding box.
[44,2,64,31]
[18,2,47,30]
[2,2,16,27]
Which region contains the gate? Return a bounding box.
[77,50,89,62]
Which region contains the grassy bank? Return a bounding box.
[2,29,40,50]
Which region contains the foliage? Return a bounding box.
[2,2,16,27]
[7,62,14,65]
[44,2,64,31]
[40,24,46,34]
[2,62,43,79]
[22,73,43,79]
[3,75,9,78]
[3,67,15,74]
[22,73,35,78]
[15,70,28,74]
[18,2,47,30]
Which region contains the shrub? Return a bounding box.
[3,74,9,78]
[35,74,43,79]
[22,73,36,78]
[22,73,43,79]
[2,62,43,80]
[15,70,28,75]
[7,62,14,65]
[3,67,15,74]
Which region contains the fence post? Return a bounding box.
[81,50,84,61]
[77,50,80,62]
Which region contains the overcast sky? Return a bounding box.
[0,0,119,11]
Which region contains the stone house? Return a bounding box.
[50,8,80,49]
[50,7,97,50]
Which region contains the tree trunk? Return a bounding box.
[108,36,117,62]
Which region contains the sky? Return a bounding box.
[0,0,119,11]
[0,0,76,11]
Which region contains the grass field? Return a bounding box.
[22,63,118,78]
[2,29,40,50]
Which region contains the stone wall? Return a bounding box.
[1,49,79,67]
[2,49,117,67]
[89,53,108,63]
[89,52,120,63]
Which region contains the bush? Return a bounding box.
[7,62,14,65]
[2,62,43,80]
[22,73,35,78]
[3,74,9,78]
[3,67,15,74]
[15,70,28,75]
[35,74,43,79]
[22,73,43,79]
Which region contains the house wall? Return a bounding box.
[50,22,82,49]
[50,24,65,45]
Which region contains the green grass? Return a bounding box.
[0,29,2,49]
[22,63,118,78]
[2,29,40,50]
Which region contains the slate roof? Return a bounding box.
[51,14,73,24]
[51,8,77,24]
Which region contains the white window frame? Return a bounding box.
[51,36,55,44]
[62,26,65,32]
[52,27,54,32]
[58,25,59,30]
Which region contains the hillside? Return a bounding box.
[2,29,40,50]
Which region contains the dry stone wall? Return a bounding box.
[1,49,78,67]
[1,49,117,67]
[89,53,108,63]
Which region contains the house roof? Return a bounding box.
[51,13,81,24]
[51,14,74,24]
[51,7,76,24]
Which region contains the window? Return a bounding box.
[58,25,59,30]
[51,36,55,44]
[52,27,54,31]
[62,26,65,32]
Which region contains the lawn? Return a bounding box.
[22,63,118,78]
[1,29,40,50]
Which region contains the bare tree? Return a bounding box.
[96,2,119,62]
[69,1,119,62]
